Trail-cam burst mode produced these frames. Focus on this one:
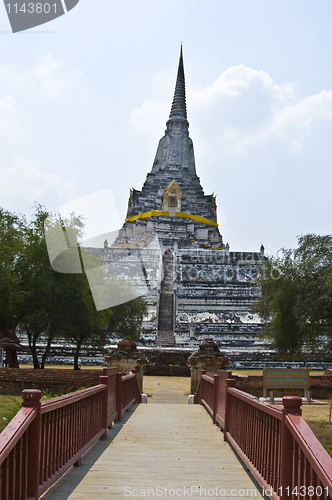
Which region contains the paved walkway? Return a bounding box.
[41,404,264,500]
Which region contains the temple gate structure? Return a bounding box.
[90,47,266,349]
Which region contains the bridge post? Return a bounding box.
[22,389,41,500]
[117,372,123,422]
[280,396,302,499]
[131,369,142,403]
[213,374,218,424]
[200,369,206,403]
[224,379,235,442]
[99,375,109,440]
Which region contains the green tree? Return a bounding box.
[20,206,108,369]
[60,268,147,368]
[1,205,148,369]
[108,297,147,341]
[17,205,79,368]
[0,209,27,332]
[40,216,147,369]
[254,234,332,358]
[59,270,111,370]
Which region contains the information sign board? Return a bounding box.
[263,368,310,390]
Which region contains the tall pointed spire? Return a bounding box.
[166,45,189,134]
[169,44,187,120]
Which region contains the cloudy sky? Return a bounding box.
[1,0,332,255]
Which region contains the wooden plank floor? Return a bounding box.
[41,404,265,500]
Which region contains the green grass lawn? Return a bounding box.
[0,390,71,433]
[0,395,22,433]
[305,420,332,457]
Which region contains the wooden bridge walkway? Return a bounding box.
[40,404,264,500]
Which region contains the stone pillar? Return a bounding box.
[105,338,147,392]
[188,338,230,394]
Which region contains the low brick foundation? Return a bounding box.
[0,368,103,396]
[144,365,190,376]
[143,349,191,376]
[233,375,332,399]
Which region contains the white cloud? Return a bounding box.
[189,67,332,157]
[31,54,66,97]
[269,90,332,152]
[129,65,332,159]
[190,65,296,103]
[0,54,107,215]
[129,99,169,134]
[0,94,19,141]
[0,157,76,211]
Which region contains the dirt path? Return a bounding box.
[143,376,191,404]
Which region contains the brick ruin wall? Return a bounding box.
[143,349,191,376]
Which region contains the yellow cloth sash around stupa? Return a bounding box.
[125,210,218,227]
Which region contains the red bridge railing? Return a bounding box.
[0,367,141,500]
[195,369,332,500]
